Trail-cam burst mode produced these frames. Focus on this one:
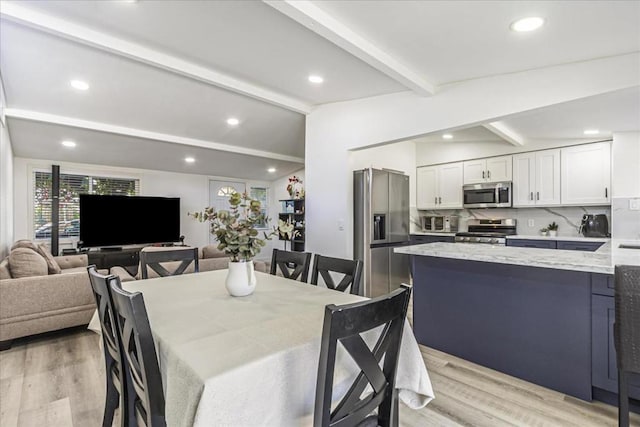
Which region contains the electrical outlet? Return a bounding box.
[630,199,640,211]
[528,219,535,227]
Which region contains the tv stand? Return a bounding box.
[87,247,142,276]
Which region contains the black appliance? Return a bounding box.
[79,194,180,248]
[579,214,609,237]
[455,218,517,245]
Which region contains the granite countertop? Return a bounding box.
[394,239,640,274]
[507,235,610,243]
[410,231,457,236]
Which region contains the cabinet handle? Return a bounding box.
[482,171,485,179]
[439,197,442,204]
[605,188,608,198]
[530,192,533,201]
[536,192,540,201]
[487,170,491,179]
[435,197,438,205]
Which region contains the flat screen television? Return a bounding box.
[80,194,180,248]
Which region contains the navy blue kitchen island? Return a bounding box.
[396,241,640,404]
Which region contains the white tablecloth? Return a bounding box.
[94,270,433,426]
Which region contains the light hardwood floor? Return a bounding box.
[1,327,638,427]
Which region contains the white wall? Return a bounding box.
[0,119,14,259]
[0,75,13,259]
[13,157,275,257]
[611,132,640,239]
[305,54,639,258]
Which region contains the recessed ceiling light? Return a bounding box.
[267,167,277,173]
[70,79,90,91]
[61,140,76,148]
[510,17,545,32]
[442,134,453,140]
[185,157,195,163]
[227,118,240,126]
[583,129,600,135]
[308,75,324,84]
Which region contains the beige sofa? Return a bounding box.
[109,245,268,282]
[0,241,98,349]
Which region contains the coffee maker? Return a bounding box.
[579,214,609,237]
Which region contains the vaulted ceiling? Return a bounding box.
[1,0,638,179]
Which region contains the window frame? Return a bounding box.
[28,165,141,241]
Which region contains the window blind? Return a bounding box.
[33,171,140,239]
[249,187,269,229]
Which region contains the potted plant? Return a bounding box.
[189,192,275,296]
[547,222,559,237]
[540,227,549,237]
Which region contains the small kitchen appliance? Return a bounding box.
[579,214,609,237]
[463,182,512,208]
[455,218,517,245]
[421,215,459,232]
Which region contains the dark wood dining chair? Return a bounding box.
[614,265,640,427]
[310,255,363,295]
[270,248,312,282]
[314,285,412,427]
[87,265,128,427]
[110,279,166,427]
[139,247,199,279]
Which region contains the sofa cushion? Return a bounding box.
[11,240,39,252]
[0,258,11,280]
[36,243,62,275]
[202,245,227,259]
[8,248,48,278]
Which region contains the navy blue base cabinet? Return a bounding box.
[506,239,557,249]
[412,256,592,400]
[506,239,605,251]
[410,234,455,244]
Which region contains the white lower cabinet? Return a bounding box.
[513,149,561,207]
[561,142,611,205]
[417,163,463,210]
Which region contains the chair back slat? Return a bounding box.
[314,285,411,427]
[140,247,199,279]
[110,279,166,427]
[311,255,363,295]
[615,265,640,372]
[270,249,312,282]
[87,265,128,427]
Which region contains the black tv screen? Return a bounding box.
[80,195,180,248]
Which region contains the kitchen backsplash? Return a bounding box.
[412,206,612,237]
[612,197,640,240]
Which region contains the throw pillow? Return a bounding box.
[0,258,11,280]
[36,243,62,274]
[202,245,226,259]
[10,239,39,252]
[8,248,48,278]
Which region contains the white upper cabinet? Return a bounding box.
[417,162,463,210]
[416,166,438,210]
[463,155,512,184]
[513,149,560,207]
[561,142,611,205]
[438,162,464,208]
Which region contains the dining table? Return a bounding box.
[90,269,434,426]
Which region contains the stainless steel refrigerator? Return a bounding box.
[354,168,411,298]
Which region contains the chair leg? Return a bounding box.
[619,369,629,427]
[103,380,119,427]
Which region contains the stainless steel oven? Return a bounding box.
[463,182,512,209]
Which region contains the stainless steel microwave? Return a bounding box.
[463,182,512,208]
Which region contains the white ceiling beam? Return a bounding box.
[482,122,525,146]
[264,0,435,96]
[0,3,312,114]
[4,109,305,164]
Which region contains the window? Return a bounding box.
[217,186,237,197]
[249,187,268,229]
[33,171,139,239]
